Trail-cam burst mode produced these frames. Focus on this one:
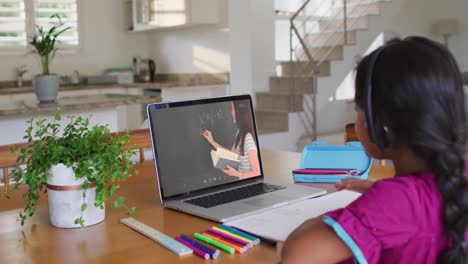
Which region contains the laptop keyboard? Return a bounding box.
[184,183,286,208]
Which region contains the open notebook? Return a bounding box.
[224,190,361,242]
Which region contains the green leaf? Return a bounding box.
[114,196,124,208]
[82,181,89,191]
[19,213,26,226]
[81,203,87,212]
[128,207,137,215]
[108,185,119,197]
[74,217,84,227]
[54,113,61,121]
[30,14,69,74]
[9,146,17,153]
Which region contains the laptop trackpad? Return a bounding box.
[243,195,288,208]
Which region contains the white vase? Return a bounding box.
[47,163,105,228]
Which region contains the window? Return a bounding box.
[0,0,26,46]
[0,0,78,48]
[34,0,79,46]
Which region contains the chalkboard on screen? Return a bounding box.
[149,100,240,197]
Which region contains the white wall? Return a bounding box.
[228,0,252,95]
[150,0,275,97]
[0,0,151,81]
[386,0,468,71]
[148,0,230,75]
[249,1,276,94]
[229,0,276,95]
[148,26,230,74]
[147,0,276,97]
[148,0,276,96]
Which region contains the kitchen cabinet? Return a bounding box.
[0,95,11,105]
[0,110,119,146]
[1,87,149,145]
[11,93,35,102]
[130,0,219,31]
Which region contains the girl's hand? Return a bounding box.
[202,130,215,145]
[335,178,374,193]
[223,165,241,177]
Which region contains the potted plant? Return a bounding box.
[4,114,137,228]
[30,14,70,104]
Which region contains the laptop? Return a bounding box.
[147,94,325,222]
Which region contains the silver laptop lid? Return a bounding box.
[147,95,264,202]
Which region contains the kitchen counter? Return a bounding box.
[0,93,161,119]
[0,72,229,95]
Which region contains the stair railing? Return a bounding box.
[289,0,381,141]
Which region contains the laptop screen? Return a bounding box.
[147,95,263,200]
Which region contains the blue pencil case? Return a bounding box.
[292,141,372,183]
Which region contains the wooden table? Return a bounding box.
[0,149,394,264]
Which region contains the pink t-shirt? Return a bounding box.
[324,172,467,264]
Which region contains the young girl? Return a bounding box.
[281,37,468,264]
[202,100,260,179]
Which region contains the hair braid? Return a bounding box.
[415,38,468,264]
[431,144,468,263]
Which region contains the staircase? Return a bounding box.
[255,0,396,150]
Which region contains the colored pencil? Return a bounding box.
[180,235,220,259]
[220,224,261,245]
[194,232,234,254]
[207,228,252,247]
[175,237,210,259]
[212,226,253,244]
[202,232,247,254]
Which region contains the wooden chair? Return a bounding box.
[0,128,152,189]
[345,123,359,142]
[114,128,152,163]
[0,141,29,190]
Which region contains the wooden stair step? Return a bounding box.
[331,2,381,17]
[294,46,344,62]
[304,31,357,47]
[256,92,303,112]
[269,76,315,94]
[255,110,289,132]
[257,128,289,135]
[318,16,368,32]
[280,61,330,77]
[333,0,390,7]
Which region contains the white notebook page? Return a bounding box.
[224,190,362,242]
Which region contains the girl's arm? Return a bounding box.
[281,217,353,264]
[202,130,229,150]
[223,149,260,178]
[336,178,374,193]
